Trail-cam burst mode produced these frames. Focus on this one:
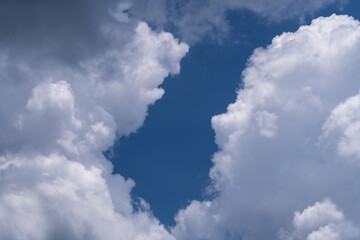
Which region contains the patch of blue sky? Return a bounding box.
[107,1,360,227]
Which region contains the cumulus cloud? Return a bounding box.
[0,0,188,239]
[280,199,359,240]
[322,93,360,160]
[3,1,360,240]
[130,0,347,43]
[172,14,360,240]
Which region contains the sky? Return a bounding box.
[108,8,302,226]
[2,1,360,240]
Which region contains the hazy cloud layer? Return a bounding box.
[130,0,347,43]
[0,0,188,239]
[172,14,360,240]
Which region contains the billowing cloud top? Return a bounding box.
[172,14,360,240]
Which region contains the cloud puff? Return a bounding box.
[293,199,344,232]
[172,14,360,240]
[322,93,360,160]
[280,199,359,240]
[130,0,346,43]
[0,1,188,239]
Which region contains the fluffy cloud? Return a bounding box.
[130,0,346,43]
[280,199,359,240]
[0,1,188,239]
[322,93,360,160]
[172,14,360,240]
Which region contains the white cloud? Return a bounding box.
[0,1,188,239]
[307,226,340,240]
[172,201,218,240]
[280,200,359,240]
[255,110,278,138]
[293,199,344,233]
[0,153,175,240]
[2,1,359,239]
[172,14,360,240]
[322,93,360,160]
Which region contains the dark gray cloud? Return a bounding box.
[0,0,121,64]
[0,0,346,55]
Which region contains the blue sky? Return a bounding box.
[110,1,360,227]
[108,10,288,225]
[3,0,360,240]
